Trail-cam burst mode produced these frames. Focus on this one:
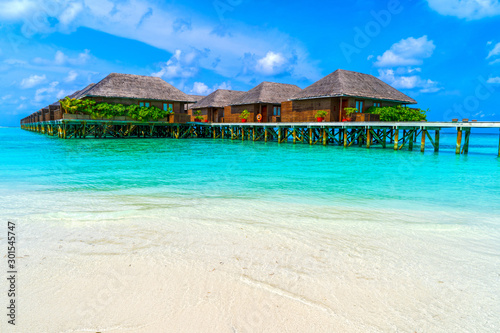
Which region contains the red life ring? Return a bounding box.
[256,114,262,122]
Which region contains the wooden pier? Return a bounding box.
[20,119,500,156]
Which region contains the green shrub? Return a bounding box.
[315,110,328,118]
[366,105,427,122]
[239,110,250,119]
[59,98,172,121]
[344,108,358,116]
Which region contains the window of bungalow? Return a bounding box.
[139,101,151,107]
[355,100,364,112]
[273,106,281,116]
[373,102,381,107]
[163,103,173,112]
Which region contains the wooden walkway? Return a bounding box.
[20,120,500,156]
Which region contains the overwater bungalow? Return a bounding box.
[76,73,195,117]
[224,82,301,123]
[190,89,246,123]
[283,69,417,122]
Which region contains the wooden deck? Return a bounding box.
[20,120,500,156]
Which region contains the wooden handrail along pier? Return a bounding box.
[20,119,500,156]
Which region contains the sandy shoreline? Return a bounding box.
[2,198,498,332]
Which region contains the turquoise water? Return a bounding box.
[1,127,500,332]
[3,128,500,214]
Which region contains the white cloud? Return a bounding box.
[378,69,441,93]
[188,81,233,95]
[487,77,500,83]
[152,49,207,80]
[375,36,435,67]
[59,2,84,25]
[34,50,90,66]
[20,74,46,89]
[0,0,320,84]
[214,81,232,90]
[0,0,37,20]
[487,42,500,59]
[65,70,78,82]
[34,81,66,103]
[427,0,500,20]
[255,52,288,75]
[190,82,211,95]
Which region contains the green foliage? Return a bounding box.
[60,97,95,114]
[366,105,427,122]
[315,110,328,118]
[60,98,173,121]
[194,110,204,120]
[239,109,250,119]
[344,108,358,116]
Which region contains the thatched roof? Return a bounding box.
[72,83,96,100]
[187,94,205,102]
[291,69,417,104]
[231,82,301,105]
[81,73,195,102]
[193,89,246,109]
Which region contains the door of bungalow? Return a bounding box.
[212,108,218,123]
[340,99,348,120]
[261,105,268,122]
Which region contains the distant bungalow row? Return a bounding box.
[20,69,417,125]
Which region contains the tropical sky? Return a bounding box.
[1,0,499,126]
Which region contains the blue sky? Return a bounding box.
[1,0,500,126]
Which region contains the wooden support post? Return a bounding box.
[421,129,426,152]
[231,127,234,140]
[213,128,216,139]
[408,131,414,151]
[309,128,313,145]
[265,128,268,142]
[278,127,281,143]
[222,127,225,139]
[253,128,255,141]
[456,128,462,154]
[435,130,440,152]
[382,129,387,148]
[394,130,399,150]
[323,128,327,146]
[343,129,347,148]
[366,129,371,148]
[463,129,470,154]
[293,129,296,144]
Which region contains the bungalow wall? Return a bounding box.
[224,103,279,123]
[283,97,403,122]
[188,107,225,122]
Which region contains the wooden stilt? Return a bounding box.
[394,130,399,150]
[264,128,268,142]
[366,129,371,148]
[309,128,313,145]
[462,129,470,154]
[278,127,281,144]
[456,128,462,154]
[293,129,296,144]
[435,130,440,152]
[421,129,426,152]
[382,129,387,148]
[343,129,348,148]
[408,131,414,151]
[323,128,327,146]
